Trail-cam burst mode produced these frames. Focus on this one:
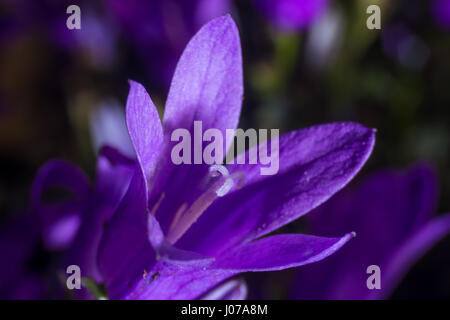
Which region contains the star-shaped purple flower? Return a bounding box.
[92,15,374,299]
[292,164,450,299]
[29,15,374,300]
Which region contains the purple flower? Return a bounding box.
[31,148,134,298]
[106,0,229,87]
[0,1,116,68]
[106,0,327,89]
[252,0,329,31]
[93,15,375,299]
[432,0,450,30]
[0,151,131,299]
[27,15,374,300]
[292,164,450,299]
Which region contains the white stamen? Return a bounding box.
[166,165,245,244]
[209,164,245,196]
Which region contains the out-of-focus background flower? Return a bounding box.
[0,0,449,299]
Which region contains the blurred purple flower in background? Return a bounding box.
[382,24,430,70]
[31,149,134,299]
[0,0,116,68]
[32,160,88,252]
[1,0,329,93]
[1,150,134,299]
[432,0,450,30]
[293,165,450,299]
[106,0,229,88]
[0,146,134,299]
[252,0,329,31]
[106,0,327,89]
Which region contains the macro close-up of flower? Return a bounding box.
[1,0,450,305]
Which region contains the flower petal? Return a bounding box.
[372,213,450,299]
[213,233,354,271]
[124,232,352,300]
[293,165,445,299]
[126,80,163,179]
[162,14,243,139]
[123,260,235,300]
[308,164,438,240]
[147,212,213,264]
[97,166,153,299]
[31,160,90,250]
[148,14,244,233]
[178,122,375,255]
[97,147,213,299]
[64,147,134,284]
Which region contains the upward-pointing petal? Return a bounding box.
[126,80,163,180]
[163,14,243,136]
[148,15,244,233]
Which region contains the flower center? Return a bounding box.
[166,164,245,244]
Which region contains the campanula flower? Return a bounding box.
[292,165,450,299]
[94,15,375,299]
[252,0,329,31]
[30,148,134,298]
[21,14,375,300]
